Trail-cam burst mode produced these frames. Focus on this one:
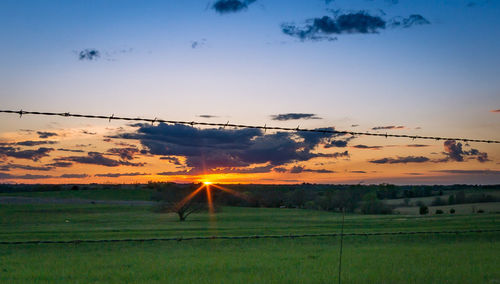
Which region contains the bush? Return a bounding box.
[419,205,429,215]
[450,208,455,214]
[477,209,484,213]
[435,209,444,214]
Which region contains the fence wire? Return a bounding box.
[1,229,498,245]
[1,109,499,144]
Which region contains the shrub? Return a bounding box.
[450,208,455,214]
[435,209,444,214]
[419,205,429,215]
[477,209,484,213]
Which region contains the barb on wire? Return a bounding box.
[0,109,499,144]
[0,229,498,245]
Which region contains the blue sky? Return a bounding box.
[0,0,499,184]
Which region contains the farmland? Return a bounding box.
[1,191,499,283]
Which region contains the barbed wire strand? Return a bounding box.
[0,109,498,144]
[1,229,498,245]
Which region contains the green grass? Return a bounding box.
[1,204,499,283]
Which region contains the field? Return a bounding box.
[1,193,499,284]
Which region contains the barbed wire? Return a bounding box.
[0,109,498,144]
[1,229,498,245]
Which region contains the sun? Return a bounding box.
[203,181,213,185]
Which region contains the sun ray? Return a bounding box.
[205,185,214,215]
[212,184,251,202]
[174,184,205,211]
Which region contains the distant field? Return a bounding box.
[0,204,499,283]
[395,202,500,215]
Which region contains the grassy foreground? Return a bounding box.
[1,204,499,283]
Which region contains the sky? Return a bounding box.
[0,0,499,184]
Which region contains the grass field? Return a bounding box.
[1,202,499,283]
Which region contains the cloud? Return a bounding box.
[78,49,100,61]
[282,12,386,41]
[95,172,149,178]
[191,39,207,49]
[273,167,287,173]
[270,113,322,121]
[58,152,144,167]
[433,169,500,175]
[0,173,52,180]
[198,114,219,119]
[406,144,430,148]
[0,146,53,161]
[290,165,335,174]
[211,165,275,174]
[389,15,430,28]
[441,140,489,163]
[331,151,349,158]
[371,125,405,130]
[350,170,367,174]
[159,156,182,165]
[107,147,139,160]
[118,123,343,173]
[283,11,429,41]
[81,130,97,135]
[47,162,73,168]
[352,144,383,150]
[60,174,90,179]
[57,148,85,153]
[491,109,500,113]
[0,163,54,171]
[8,141,58,146]
[37,131,58,139]
[213,0,256,14]
[369,156,430,164]
[157,170,190,176]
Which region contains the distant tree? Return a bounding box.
[152,183,208,222]
[431,197,446,206]
[419,205,429,215]
[435,209,444,214]
[450,208,455,214]
[448,194,456,205]
[361,192,393,214]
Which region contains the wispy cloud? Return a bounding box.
[371,125,405,130]
[369,156,430,164]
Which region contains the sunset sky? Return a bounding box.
[0,0,499,184]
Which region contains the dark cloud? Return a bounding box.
[290,165,335,174]
[157,170,190,176]
[0,146,53,161]
[81,130,97,135]
[406,144,430,148]
[159,156,182,165]
[107,147,139,160]
[441,140,489,163]
[58,152,144,167]
[211,165,275,174]
[78,49,100,61]
[270,113,322,121]
[369,156,430,164]
[351,124,359,127]
[37,131,58,139]
[350,170,366,174]
[47,162,73,168]
[491,109,500,113]
[282,12,386,41]
[273,167,287,173]
[433,169,500,175]
[371,125,405,130]
[12,141,58,146]
[352,144,383,150]
[389,15,430,28]
[60,174,90,179]
[331,151,350,159]
[0,173,52,180]
[57,148,85,153]
[212,0,256,14]
[118,123,342,173]
[283,11,429,41]
[198,114,219,119]
[95,172,149,178]
[0,163,54,171]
